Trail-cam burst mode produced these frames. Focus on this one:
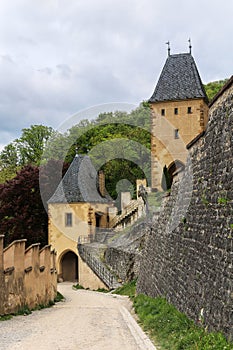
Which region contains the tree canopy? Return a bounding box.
[16,125,54,165]
[0,160,68,247]
[0,165,47,247]
[43,103,152,199]
[0,104,151,245]
[0,125,54,183]
[204,79,228,101]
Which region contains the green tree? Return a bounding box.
[0,165,48,247]
[16,125,54,165]
[55,103,152,198]
[0,125,55,183]
[0,142,18,168]
[42,131,70,162]
[0,159,68,247]
[0,104,151,195]
[0,142,20,183]
[204,79,228,101]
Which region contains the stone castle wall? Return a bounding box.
[137,78,233,339]
[104,222,147,282]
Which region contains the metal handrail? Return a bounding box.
[77,244,116,289]
[77,235,94,244]
[77,229,114,245]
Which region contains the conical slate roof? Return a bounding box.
[149,53,208,103]
[48,155,111,204]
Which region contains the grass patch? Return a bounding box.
[73,283,85,290]
[112,281,233,349]
[73,284,109,293]
[113,279,136,299]
[16,306,32,315]
[0,314,13,321]
[133,294,233,350]
[34,300,55,310]
[95,288,109,293]
[54,291,64,302]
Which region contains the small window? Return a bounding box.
[174,108,178,115]
[187,107,192,114]
[161,109,165,116]
[65,213,72,227]
[174,129,179,139]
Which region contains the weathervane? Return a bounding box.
[188,38,192,54]
[166,41,171,56]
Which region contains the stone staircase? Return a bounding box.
[94,230,116,244]
[76,199,147,290]
[109,199,144,229]
[77,243,121,290]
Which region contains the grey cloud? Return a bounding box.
[0,0,232,148]
[0,55,14,63]
[56,64,72,79]
[17,35,37,46]
[37,67,53,75]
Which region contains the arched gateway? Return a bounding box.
[168,160,185,183]
[60,251,78,282]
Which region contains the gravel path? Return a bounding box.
[0,283,156,350]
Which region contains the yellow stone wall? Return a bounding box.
[0,237,57,315]
[150,98,209,189]
[48,202,111,244]
[48,202,112,289]
[79,259,108,290]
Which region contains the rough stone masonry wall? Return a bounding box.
[104,222,148,282]
[137,80,233,339]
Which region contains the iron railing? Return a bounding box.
[77,244,118,289]
[77,229,115,244]
[77,234,94,244]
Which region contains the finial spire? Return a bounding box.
[166,41,171,56]
[188,38,192,54]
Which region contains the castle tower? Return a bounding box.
[149,49,209,190]
[48,154,114,285]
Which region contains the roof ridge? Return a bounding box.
[170,52,191,56]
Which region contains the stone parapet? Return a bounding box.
[0,237,57,315]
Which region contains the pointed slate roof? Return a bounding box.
[149,53,208,103]
[48,155,111,204]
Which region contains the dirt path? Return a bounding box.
[0,283,156,350]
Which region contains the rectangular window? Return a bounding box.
[174,108,178,115]
[65,213,72,227]
[161,109,165,116]
[187,106,192,114]
[174,129,179,139]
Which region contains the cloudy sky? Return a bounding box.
[0,0,232,150]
